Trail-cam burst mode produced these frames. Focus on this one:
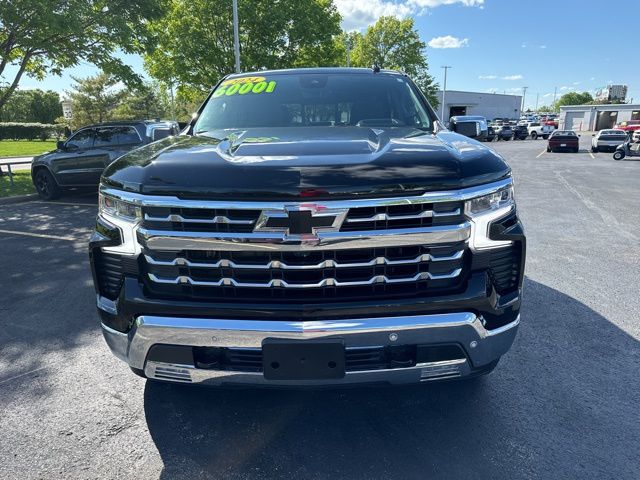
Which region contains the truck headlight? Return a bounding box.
[98,190,141,255]
[466,184,514,215]
[465,183,515,250]
[99,192,142,221]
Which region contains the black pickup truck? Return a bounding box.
[91,68,526,387]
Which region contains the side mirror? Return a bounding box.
[592,134,595,136]
[56,140,66,150]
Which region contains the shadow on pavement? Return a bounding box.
[144,278,640,480]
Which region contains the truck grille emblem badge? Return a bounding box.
[254,205,348,238]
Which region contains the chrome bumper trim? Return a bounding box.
[144,358,471,386]
[100,313,521,385]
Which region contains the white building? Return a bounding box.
[559,104,640,131]
[435,90,522,121]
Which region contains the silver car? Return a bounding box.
[591,129,627,152]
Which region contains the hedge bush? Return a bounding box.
[0,122,66,141]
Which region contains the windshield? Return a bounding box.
[194,73,432,132]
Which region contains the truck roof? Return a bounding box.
[224,67,404,80]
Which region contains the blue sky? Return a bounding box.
[5,0,639,110]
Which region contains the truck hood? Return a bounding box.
[102,126,511,200]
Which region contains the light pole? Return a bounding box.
[521,86,528,113]
[441,66,451,122]
[552,86,557,104]
[232,0,241,73]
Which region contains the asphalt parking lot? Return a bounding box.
[1,137,639,480]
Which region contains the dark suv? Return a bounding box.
[31,120,180,199]
[91,68,526,387]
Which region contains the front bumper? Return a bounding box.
[101,311,520,386]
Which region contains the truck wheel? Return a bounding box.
[546,146,551,152]
[542,135,549,140]
[613,151,625,160]
[573,147,579,153]
[591,146,598,153]
[531,131,538,140]
[33,168,62,200]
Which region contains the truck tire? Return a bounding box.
[542,135,549,140]
[613,151,625,160]
[530,131,538,140]
[33,168,62,200]
[591,146,598,153]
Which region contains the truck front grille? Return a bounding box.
[140,200,465,234]
[142,243,468,302]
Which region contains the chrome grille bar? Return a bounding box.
[144,213,255,225]
[148,268,463,288]
[137,223,471,251]
[144,250,464,270]
[344,208,461,223]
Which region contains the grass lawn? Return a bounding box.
[0,170,35,198]
[0,140,57,158]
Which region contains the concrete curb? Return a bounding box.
[0,193,39,205]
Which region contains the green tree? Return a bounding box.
[67,73,126,128]
[112,82,171,120]
[144,0,342,100]
[0,0,166,110]
[536,105,558,113]
[346,17,439,106]
[0,89,62,122]
[555,91,594,108]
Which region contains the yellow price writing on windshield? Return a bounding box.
[213,79,277,98]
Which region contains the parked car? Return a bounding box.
[527,122,554,140]
[591,129,627,152]
[613,120,640,134]
[632,130,640,142]
[448,115,489,141]
[495,124,513,141]
[31,120,180,200]
[91,67,526,386]
[547,130,580,153]
[512,125,529,140]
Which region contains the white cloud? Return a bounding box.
[539,45,547,49]
[543,93,554,98]
[572,81,581,85]
[428,35,469,48]
[479,74,522,80]
[335,0,484,30]
[590,77,596,81]
[560,86,570,91]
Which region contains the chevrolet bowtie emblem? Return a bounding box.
[254,205,348,238]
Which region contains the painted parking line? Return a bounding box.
[588,152,595,159]
[536,150,546,158]
[0,228,79,242]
